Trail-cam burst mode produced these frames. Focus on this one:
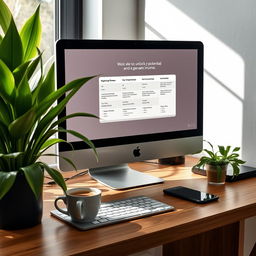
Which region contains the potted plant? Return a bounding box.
[0,0,97,229]
[194,141,245,185]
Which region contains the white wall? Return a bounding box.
[102,0,138,40]
[83,0,102,39]
[144,0,256,167]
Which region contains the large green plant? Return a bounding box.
[0,1,97,200]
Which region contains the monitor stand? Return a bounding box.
[88,164,164,190]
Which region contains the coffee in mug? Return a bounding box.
[70,191,96,197]
[54,187,101,223]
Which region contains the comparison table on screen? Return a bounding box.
[99,74,176,123]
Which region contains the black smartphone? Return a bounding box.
[163,186,219,204]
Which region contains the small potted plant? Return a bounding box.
[0,1,97,230]
[194,141,245,185]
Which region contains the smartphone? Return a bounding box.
[163,186,219,204]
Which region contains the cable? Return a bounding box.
[45,170,88,185]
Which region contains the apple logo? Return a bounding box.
[133,146,141,157]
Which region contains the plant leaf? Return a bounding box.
[58,128,98,161]
[0,122,9,153]
[31,79,95,147]
[232,147,240,152]
[196,156,210,167]
[0,18,23,71]
[225,146,231,156]
[35,76,96,118]
[27,52,42,81]
[27,129,57,163]
[229,153,239,158]
[0,0,12,33]
[20,6,41,61]
[230,163,240,176]
[0,152,24,168]
[15,73,32,117]
[21,162,43,199]
[0,96,11,126]
[204,149,215,158]
[40,162,67,192]
[13,53,42,87]
[51,112,98,129]
[31,50,44,101]
[40,153,77,171]
[40,138,66,151]
[37,63,55,102]
[8,107,36,138]
[13,60,31,86]
[0,171,17,200]
[218,146,225,156]
[204,140,214,152]
[0,59,15,104]
[236,159,246,164]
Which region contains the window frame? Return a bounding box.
[55,0,83,40]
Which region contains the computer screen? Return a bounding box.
[56,40,203,189]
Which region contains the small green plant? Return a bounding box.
[0,0,97,200]
[194,141,245,176]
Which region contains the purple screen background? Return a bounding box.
[64,49,198,142]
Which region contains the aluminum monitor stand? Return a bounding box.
[88,164,164,190]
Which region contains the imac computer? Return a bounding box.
[56,40,203,189]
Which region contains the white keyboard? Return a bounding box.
[51,196,174,230]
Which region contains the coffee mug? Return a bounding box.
[54,187,101,223]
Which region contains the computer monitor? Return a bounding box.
[56,40,203,189]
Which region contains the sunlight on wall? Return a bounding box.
[145,0,245,148]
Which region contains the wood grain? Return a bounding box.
[1,157,256,256]
[163,222,240,256]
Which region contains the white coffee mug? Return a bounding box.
[54,187,101,222]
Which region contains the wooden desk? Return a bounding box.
[1,157,256,256]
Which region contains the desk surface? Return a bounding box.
[1,157,256,256]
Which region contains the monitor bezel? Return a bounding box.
[56,39,203,152]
